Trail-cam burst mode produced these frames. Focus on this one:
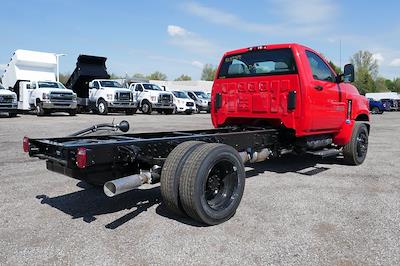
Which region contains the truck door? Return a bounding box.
[305,51,344,131]
[89,81,100,105]
[134,84,144,101]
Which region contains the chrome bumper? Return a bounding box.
[0,103,17,112]
[108,101,137,108]
[42,101,77,110]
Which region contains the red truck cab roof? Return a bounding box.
[211,43,369,145]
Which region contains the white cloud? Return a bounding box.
[390,58,400,67]
[166,25,217,55]
[182,1,336,36]
[0,64,6,70]
[191,61,204,68]
[372,53,384,65]
[167,25,188,37]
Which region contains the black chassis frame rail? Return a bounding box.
[28,127,278,182]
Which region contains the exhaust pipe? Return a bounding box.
[239,148,271,164]
[104,171,151,197]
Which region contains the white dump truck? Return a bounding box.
[0,83,18,117]
[66,55,137,115]
[1,50,77,116]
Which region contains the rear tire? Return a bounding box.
[343,122,369,165]
[160,141,205,216]
[179,143,246,225]
[9,112,17,118]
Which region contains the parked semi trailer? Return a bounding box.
[66,55,137,114]
[23,44,370,225]
[1,50,77,116]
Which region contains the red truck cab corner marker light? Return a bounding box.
[23,136,30,153]
[76,147,87,169]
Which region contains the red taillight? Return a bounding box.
[23,136,30,153]
[76,147,87,169]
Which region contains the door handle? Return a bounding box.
[314,85,323,91]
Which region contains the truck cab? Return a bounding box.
[129,83,174,114]
[88,79,137,115]
[0,83,17,117]
[20,80,77,116]
[212,43,369,147]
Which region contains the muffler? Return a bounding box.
[239,148,271,164]
[104,171,151,197]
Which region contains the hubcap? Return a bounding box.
[356,131,368,158]
[98,102,105,113]
[204,160,238,211]
[142,104,149,113]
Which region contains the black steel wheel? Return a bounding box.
[179,143,245,225]
[160,141,205,215]
[343,122,369,165]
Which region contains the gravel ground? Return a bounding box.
[0,112,399,265]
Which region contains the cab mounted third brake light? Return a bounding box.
[248,45,267,51]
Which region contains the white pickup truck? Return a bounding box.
[1,49,77,116]
[22,80,77,116]
[128,83,174,114]
[0,83,18,117]
[89,79,137,115]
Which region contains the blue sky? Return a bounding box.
[1,0,399,80]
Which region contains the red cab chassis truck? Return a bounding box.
[24,44,370,225]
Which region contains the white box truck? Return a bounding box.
[1,50,77,116]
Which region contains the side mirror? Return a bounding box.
[88,82,94,88]
[343,64,355,82]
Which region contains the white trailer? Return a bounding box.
[1,50,77,115]
[365,92,400,101]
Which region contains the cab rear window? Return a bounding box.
[217,48,297,79]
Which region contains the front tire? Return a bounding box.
[141,101,152,114]
[343,122,369,165]
[179,143,246,225]
[97,99,108,115]
[36,102,45,116]
[371,107,379,114]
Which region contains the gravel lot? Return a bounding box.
[0,112,399,265]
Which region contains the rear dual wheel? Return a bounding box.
[160,142,246,225]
